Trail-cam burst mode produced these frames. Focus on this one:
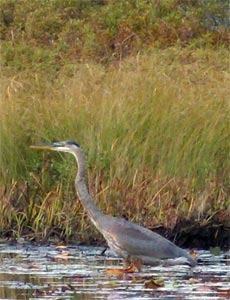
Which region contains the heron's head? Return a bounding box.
[30,140,80,154]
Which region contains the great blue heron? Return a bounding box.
[31,140,196,271]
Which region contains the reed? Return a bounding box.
[0,46,229,241]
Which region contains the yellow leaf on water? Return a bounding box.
[189,278,199,284]
[55,245,67,249]
[144,278,164,289]
[105,268,125,276]
[105,263,137,276]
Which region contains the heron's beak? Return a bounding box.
[30,142,64,151]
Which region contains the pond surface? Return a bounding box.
[0,243,229,300]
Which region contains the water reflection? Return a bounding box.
[0,243,229,299]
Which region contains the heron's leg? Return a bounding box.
[131,258,142,272]
[122,257,142,272]
[123,258,131,269]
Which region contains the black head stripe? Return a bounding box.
[66,140,80,147]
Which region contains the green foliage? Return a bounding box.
[2,41,60,75]
[1,0,229,72]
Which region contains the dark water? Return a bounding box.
[0,243,229,299]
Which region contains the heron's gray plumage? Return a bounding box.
[31,140,197,269]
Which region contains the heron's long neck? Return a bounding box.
[73,149,104,230]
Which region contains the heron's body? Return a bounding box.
[97,216,195,267]
[31,140,196,270]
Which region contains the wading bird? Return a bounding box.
[31,140,196,271]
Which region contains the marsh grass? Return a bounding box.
[0,46,229,242]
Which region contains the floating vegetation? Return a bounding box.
[0,243,229,299]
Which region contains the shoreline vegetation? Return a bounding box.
[0,0,229,249]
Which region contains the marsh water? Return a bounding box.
[0,243,229,300]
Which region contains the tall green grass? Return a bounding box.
[0,46,229,241]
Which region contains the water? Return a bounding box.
[0,243,229,299]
